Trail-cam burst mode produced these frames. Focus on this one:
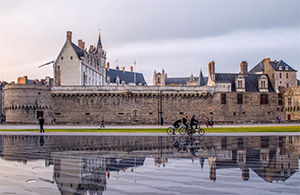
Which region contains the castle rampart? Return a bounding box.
[4,84,52,124]
[4,85,282,124]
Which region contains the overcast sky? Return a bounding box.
[0,0,299,84]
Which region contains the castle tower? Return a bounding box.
[153,69,166,86]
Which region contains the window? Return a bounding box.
[286,73,288,79]
[57,66,60,70]
[278,100,283,105]
[279,66,282,70]
[237,94,243,104]
[61,56,64,60]
[279,73,282,79]
[55,113,61,115]
[85,113,90,115]
[288,98,292,106]
[221,94,226,104]
[287,83,289,87]
[260,94,269,104]
[260,81,266,89]
[285,66,289,70]
[237,81,243,88]
[70,56,73,60]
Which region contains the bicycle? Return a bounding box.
[166,125,185,135]
[179,123,205,136]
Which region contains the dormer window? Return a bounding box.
[279,66,282,70]
[235,74,245,92]
[258,75,268,92]
[285,66,289,70]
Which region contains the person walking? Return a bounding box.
[100,118,105,128]
[38,116,45,133]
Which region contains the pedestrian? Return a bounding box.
[38,116,45,133]
[53,118,56,125]
[205,117,209,128]
[209,116,214,128]
[100,118,105,128]
[277,117,281,123]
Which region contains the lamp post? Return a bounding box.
[157,88,163,125]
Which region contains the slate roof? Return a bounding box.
[71,42,84,58]
[249,60,296,74]
[215,73,275,92]
[249,60,264,74]
[106,69,147,85]
[26,80,46,86]
[165,76,207,86]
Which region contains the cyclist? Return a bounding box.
[182,116,189,129]
[173,118,182,129]
[190,115,199,130]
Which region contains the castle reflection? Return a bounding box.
[0,135,299,194]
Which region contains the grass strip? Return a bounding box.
[0,126,299,133]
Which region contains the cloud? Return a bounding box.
[107,27,299,84]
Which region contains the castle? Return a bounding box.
[2,31,299,125]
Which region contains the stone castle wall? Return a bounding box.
[4,84,52,123]
[4,85,284,124]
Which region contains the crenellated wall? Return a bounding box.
[4,84,52,123]
[4,85,283,124]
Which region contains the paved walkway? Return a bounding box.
[0,123,299,130]
[0,123,299,136]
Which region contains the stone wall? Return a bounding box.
[4,84,52,123]
[51,86,280,125]
[4,85,283,124]
[284,86,300,121]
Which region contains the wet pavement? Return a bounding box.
[0,134,299,194]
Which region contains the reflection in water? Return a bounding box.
[0,135,299,194]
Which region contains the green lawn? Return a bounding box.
[0,126,299,133]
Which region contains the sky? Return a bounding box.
[0,0,299,84]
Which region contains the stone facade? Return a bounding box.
[4,84,285,124]
[4,84,52,124]
[284,86,300,121]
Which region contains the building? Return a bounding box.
[249,58,298,93]
[54,31,146,86]
[3,31,299,124]
[0,81,7,118]
[284,86,300,120]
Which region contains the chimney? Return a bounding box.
[130,66,133,72]
[116,66,119,70]
[23,76,28,84]
[66,31,72,41]
[82,41,85,50]
[78,40,83,50]
[17,77,22,84]
[34,79,39,85]
[89,45,94,53]
[105,62,110,69]
[208,61,215,77]
[264,57,270,64]
[240,61,248,75]
[121,67,125,71]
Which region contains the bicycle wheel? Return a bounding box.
[179,127,186,135]
[198,128,205,136]
[167,135,175,143]
[166,127,175,135]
